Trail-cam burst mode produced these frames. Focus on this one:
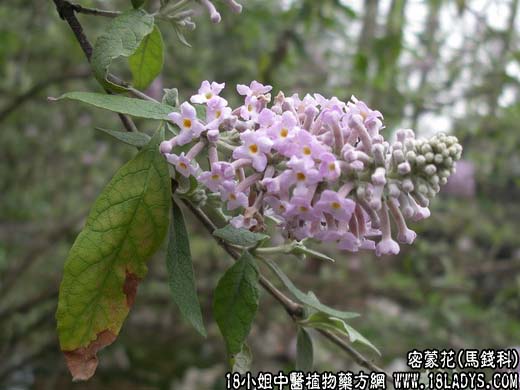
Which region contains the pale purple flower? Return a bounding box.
[337,232,361,252]
[190,80,225,104]
[258,108,277,128]
[319,152,341,181]
[237,80,272,98]
[199,0,221,23]
[285,196,319,221]
[224,0,243,14]
[267,111,298,146]
[314,94,346,112]
[230,215,257,229]
[264,195,290,217]
[261,177,280,194]
[233,130,273,171]
[287,156,321,188]
[376,238,400,256]
[206,96,231,129]
[166,152,198,177]
[315,229,343,243]
[347,96,383,136]
[239,95,261,121]
[168,102,205,145]
[288,93,317,114]
[197,162,234,192]
[291,129,328,159]
[359,238,376,251]
[315,190,355,222]
[291,222,313,241]
[219,181,249,210]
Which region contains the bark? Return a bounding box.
[487,0,518,116]
[411,0,442,128]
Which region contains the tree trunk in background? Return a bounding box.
[411,0,442,129]
[373,0,407,119]
[352,0,379,97]
[487,0,518,117]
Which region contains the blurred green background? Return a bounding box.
[1,0,520,389]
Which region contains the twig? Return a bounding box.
[51,0,140,133]
[180,199,305,319]
[70,3,121,18]
[316,329,391,376]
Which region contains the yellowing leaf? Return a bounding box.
[56,130,171,381]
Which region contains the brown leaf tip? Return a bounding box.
[64,330,117,381]
[123,270,141,307]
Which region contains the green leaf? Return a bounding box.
[300,312,380,355]
[173,24,192,48]
[166,199,206,337]
[131,0,146,8]
[56,129,171,381]
[162,88,179,107]
[231,343,253,374]
[213,224,269,248]
[296,327,313,371]
[96,127,151,147]
[213,251,260,355]
[263,258,359,320]
[291,243,335,263]
[91,9,154,91]
[129,25,164,90]
[54,92,175,120]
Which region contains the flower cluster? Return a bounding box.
[161,0,242,31]
[160,81,462,256]
[199,0,243,23]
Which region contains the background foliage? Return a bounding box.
[1,0,520,389]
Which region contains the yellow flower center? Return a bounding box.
[279,205,286,212]
[229,194,237,201]
[280,128,288,138]
[331,202,341,210]
[296,172,306,181]
[205,92,213,99]
[299,206,309,212]
[179,162,188,170]
[247,104,253,112]
[211,174,220,180]
[303,146,312,155]
[329,163,336,171]
[183,118,192,128]
[216,110,222,118]
[249,144,258,154]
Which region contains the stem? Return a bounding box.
[255,243,295,255]
[52,0,139,133]
[180,199,304,319]
[70,3,121,18]
[316,329,391,377]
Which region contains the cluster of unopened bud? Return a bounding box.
[160,80,462,256]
